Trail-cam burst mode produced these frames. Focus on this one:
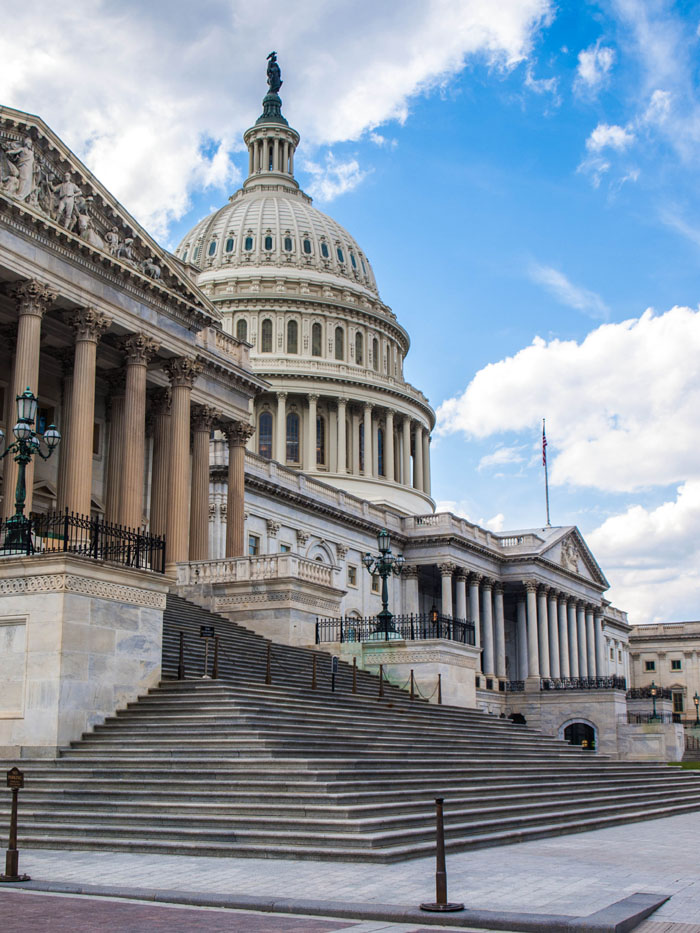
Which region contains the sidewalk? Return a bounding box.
[5,810,700,930]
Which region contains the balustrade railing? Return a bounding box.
[315,613,475,645]
[178,553,335,587]
[0,509,165,572]
[541,676,627,691]
[626,686,673,700]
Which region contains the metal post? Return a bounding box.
[177,631,185,680]
[265,642,272,685]
[410,668,415,701]
[312,654,317,690]
[1,769,29,883]
[352,656,357,694]
[419,798,463,912]
[202,638,210,679]
[331,655,338,692]
[438,673,442,705]
[212,636,219,679]
[378,663,384,698]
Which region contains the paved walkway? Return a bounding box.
[7,811,700,930]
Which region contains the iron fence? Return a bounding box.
[315,613,475,645]
[0,509,166,573]
[622,712,677,725]
[541,676,627,691]
[505,680,525,692]
[627,686,672,700]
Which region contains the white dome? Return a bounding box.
[175,187,379,299]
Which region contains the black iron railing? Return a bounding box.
[623,712,677,725]
[315,613,475,645]
[505,680,525,692]
[541,676,627,691]
[626,686,673,700]
[0,509,166,573]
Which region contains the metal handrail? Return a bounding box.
[315,613,475,645]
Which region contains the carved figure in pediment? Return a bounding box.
[2,136,35,201]
[77,211,105,249]
[31,166,54,213]
[52,172,82,228]
[116,237,136,263]
[141,258,161,279]
[560,536,580,573]
[105,227,120,255]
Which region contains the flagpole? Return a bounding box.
[542,418,551,527]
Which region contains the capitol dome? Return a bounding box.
[177,60,435,516]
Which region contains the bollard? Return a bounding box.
[177,631,185,680]
[311,654,317,690]
[352,656,357,694]
[331,655,338,692]
[419,798,463,912]
[0,768,30,883]
[378,663,384,698]
[410,668,415,701]
[438,673,442,705]
[212,636,219,680]
[265,642,272,685]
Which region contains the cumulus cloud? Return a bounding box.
[0,0,552,237]
[574,41,615,95]
[585,122,635,152]
[303,153,369,202]
[433,501,506,532]
[478,445,526,471]
[528,263,608,319]
[524,65,560,104]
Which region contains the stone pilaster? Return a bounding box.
[363,403,372,476]
[516,597,528,679]
[594,611,606,677]
[224,420,255,557]
[402,416,411,486]
[402,564,419,614]
[438,562,455,618]
[337,398,347,473]
[189,405,219,561]
[275,391,287,463]
[306,393,319,472]
[148,387,170,539]
[385,410,395,481]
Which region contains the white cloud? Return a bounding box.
[585,122,635,152]
[369,132,398,149]
[528,263,608,319]
[0,0,552,237]
[436,305,700,494]
[524,65,560,103]
[640,88,672,126]
[303,153,369,202]
[478,445,525,471]
[574,41,615,95]
[433,500,505,532]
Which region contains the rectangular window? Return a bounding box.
[36,405,55,435]
[347,565,358,587]
[279,543,291,553]
[645,660,656,671]
[671,659,682,671]
[673,692,684,713]
[371,574,380,594]
[610,646,615,660]
[248,534,260,556]
[92,422,101,456]
[618,650,622,662]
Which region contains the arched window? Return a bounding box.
[316,414,326,466]
[335,326,344,360]
[284,236,293,252]
[261,319,273,353]
[244,236,253,251]
[258,411,272,459]
[182,249,189,261]
[350,252,357,269]
[264,235,273,251]
[360,256,367,275]
[225,237,235,253]
[359,423,364,472]
[312,322,322,357]
[286,412,300,463]
[355,331,363,366]
[377,427,385,476]
[336,247,344,263]
[236,318,247,342]
[287,319,298,354]
[208,240,217,256]
[373,338,379,371]
[303,238,312,254]
[320,242,329,258]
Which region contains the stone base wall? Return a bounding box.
[0,554,168,758]
[617,722,685,761]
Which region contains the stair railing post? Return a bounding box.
[177,631,185,680]
[438,673,442,705]
[312,654,317,690]
[419,798,464,913]
[352,656,357,695]
[212,636,219,679]
[265,642,272,685]
[410,668,415,701]
[378,663,384,698]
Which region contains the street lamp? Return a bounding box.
[694,691,699,727]
[650,680,659,721]
[0,388,61,549]
[362,528,404,638]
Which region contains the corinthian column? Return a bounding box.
[413,424,424,490]
[385,410,395,481]
[64,308,111,518]
[438,562,455,617]
[455,570,467,621]
[577,603,588,677]
[558,594,570,678]
[516,598,528,679]
[104,371,126,525]
[55,349,74,514]
[469,573,481,649]
[548,589,560,679]
[337,398,347,473]
[189,405,219,561]
[275,392,287,463]
[525,580,539,677]
[481,578,494,675]
[119,333,159,529]
[306,393,318,472]
[363,403,372,475]
[4,280,56,518]
[494,582,506,678]
[224,420,255,557]
[586,606,596,677]
[148,388,170,539]
[568,599,579,677]
[402,417,411,486]
[537,585,550,678]
[163,357,202,567]
[422,429,431,495]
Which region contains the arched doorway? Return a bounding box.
[564,721,596,749]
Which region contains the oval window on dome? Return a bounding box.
[182,249,188,262]
[244,236,254,251]
[225,238,235,253]
[321,242,329,259]
[360,256,367,275]
[208,240,217,256]
[336,247,345,263]
[303,238,312,254]
[284,236,293,252]
[264,235,273,251]
[350,252,357,269]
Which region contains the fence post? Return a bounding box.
[419,798,463,913]
[312,654,317,690]
[410,669,415,701]
[63,508,69,552]
[212,636,219,679]
[378,664,384,698]
[352,656,357,695]
[438,673,442,705]
[410,614,415,640]
[339,618,344,644]
[265,642,272,685]
[177,631,185,680]
[315,620,319,645]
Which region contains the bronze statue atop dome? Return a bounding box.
[267,52,282,94]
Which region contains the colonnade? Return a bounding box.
[248,133,294,177]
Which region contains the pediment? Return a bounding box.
[541,528,609,588]
[0,105,218,328]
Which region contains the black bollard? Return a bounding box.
[419,798,463,912]
[177,631,185,680]
[331,655,338,692]
[311,654,317,690]
[378,663,384,698]
[212,636,219,680]
[0,768,30,883]
[352,656,357,694]
[265,642,272,685]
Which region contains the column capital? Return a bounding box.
[481,576,494,591]
[455,568,469,582]
[438,561,456,576]
[223,419,255,447]
[70,307,112,343]
[308,393,320,403]
[524,579,538,594]
[163,355,202,388]
[191,404,220,432]
[538,583,549,597]
[336,397,347,410]
[11,278,57,316]
[266,519,280,537]
[277,390,288,401]
[363,401,373,412]
[123,332,160,365]
[402,564,419,579]
[494,581,504,595]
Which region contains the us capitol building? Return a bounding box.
[0,56,679,763]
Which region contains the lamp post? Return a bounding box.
[0,388,61,549]
[650,680,659,721]
[362,528,404,637]
[694,691,699,727]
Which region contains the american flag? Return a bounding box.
[542,419,547,467]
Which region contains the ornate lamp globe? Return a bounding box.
[377,528,390,553]
[43,424,61,450]
[16,387,37,423]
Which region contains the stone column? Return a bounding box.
[55,350,74,514]
[586,606,596,678]
[525,581,539,677]
[163,357,201,567]
[4,280,56,518]
[516,598,528,679]
[119,333,159,529]
[385,410,394,481]
[104,371,126,525]
[148,388,170,539]
[351,409,360,474]
[494,582,506,679]
[189,405,218,561]
[481,578,494,675]
[275,392,287,463]
[289,143,294,175]
[558,594,570,678]
[402,564,419,614]
[63,308,111,518]
[455,571,467,621]
[568,600,579,677]
[372,418,379,477]
[439,563,454,618]
[224,421,255,558]
[273,137,280,172]
[468,573,481,650]
[402,417,411,486]
[413,424,424,490]
[422,429,431,496]
[363,403,372,475]
[548,590,560,679]
[306,393,318,472]
[594,611,606,678]
[537,586,550,678]
[577,603,588,677]
[337,398,347,473]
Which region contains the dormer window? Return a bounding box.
[244,236,254,251]
[208,241,217,257]
[336,247,345,263]
[182,249,189,261]
[284,236,293,252]
[350,252,357,269]
[225,238,235,253]
[321,242,329,259]
[303,238,312,254]
[360,256,367,275]
[264,235,273,251]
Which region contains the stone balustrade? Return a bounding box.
[177,553,335,588]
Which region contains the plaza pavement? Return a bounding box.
[5,810,700,931]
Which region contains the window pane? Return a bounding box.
[337,247,344,263]
[236,318,247,342]
[286,412,300,463]
[182,249,188,261]
[321,242,329,258]
[225,238,235,252]
[312,323,322,356]
[355,332,363,365]
[359,423,364,472]
[284,237,293,252]
[287,320,298,354]
[264,235,273,251]
[208,241,217,256]
[373,338,379,371]
[378,427,384,476]
[335,327,344,360]
[350,252,357,268]
[258,411,272,459]
[244,236,253,251]
[261,319,273,352]
[303,238,312,254]
[316,415,325,466]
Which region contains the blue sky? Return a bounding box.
[4,0,700,622]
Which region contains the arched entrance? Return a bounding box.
[564,721,596,749]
